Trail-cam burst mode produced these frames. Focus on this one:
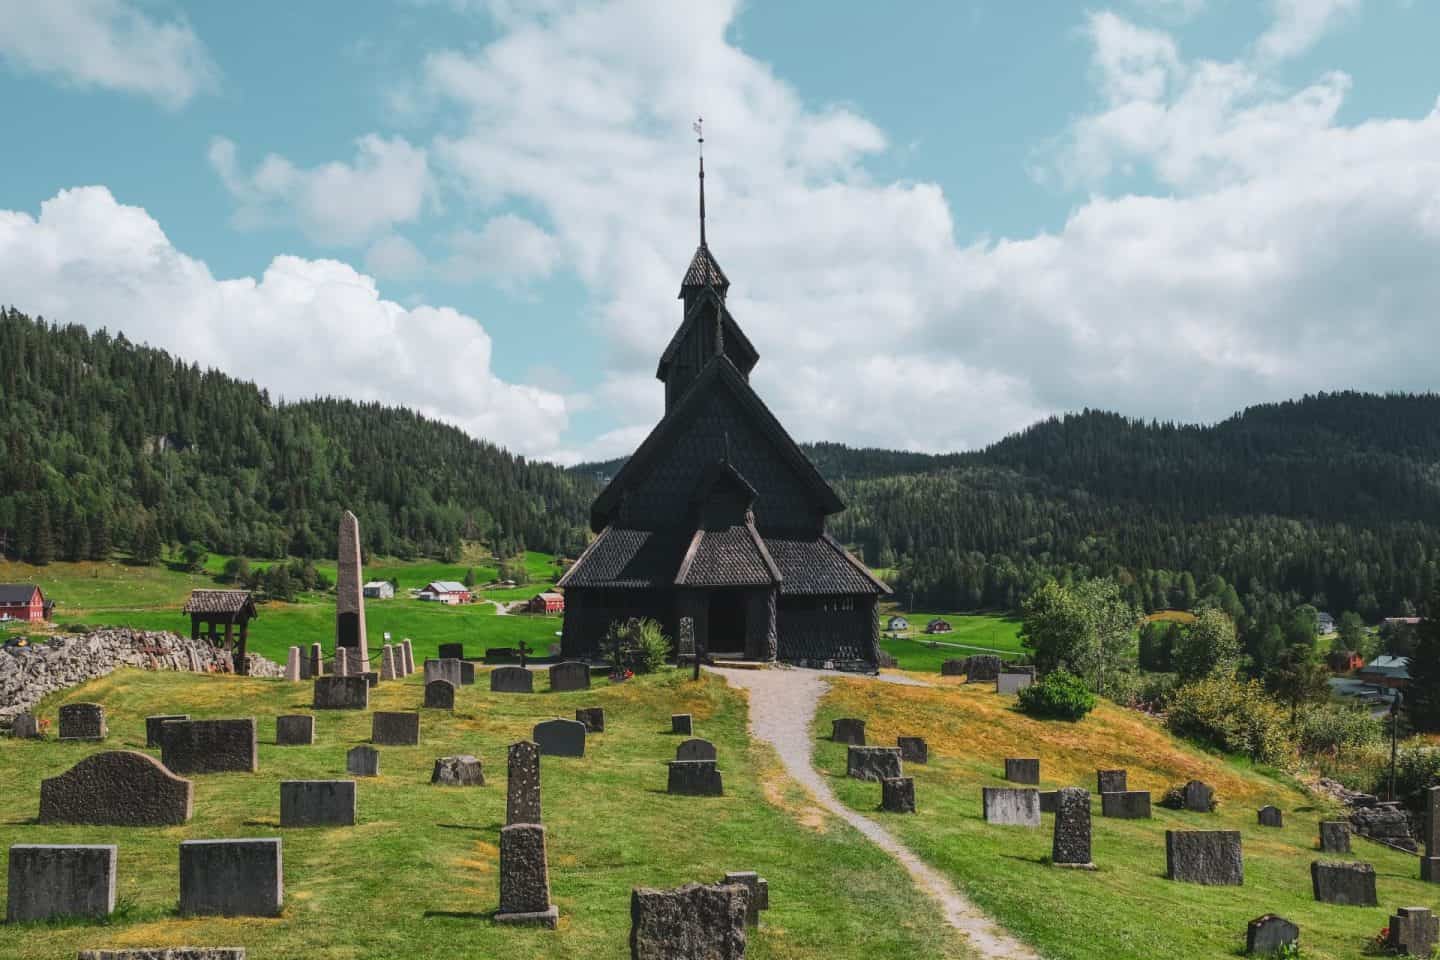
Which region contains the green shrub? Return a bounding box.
[1295,702,1383,756]
[1165,675,1295,766]
[603,617,671,675]
[1017,669,1095,721]
[1158,784,1219,812]
[1378,744,1440,811]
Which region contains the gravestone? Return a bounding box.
[629,882,748,960]
[77,951,247,959]
[882,776,916,813]
[179,838,283,917]
[507,741,541,824]
[830,717,865,745]
[1004,758,1040,785]
[161,719,258,774]
[1183,780,1215,812]
[431,755,485,786]
[672,713,693,735]
[676,738,717,762]
[299,649,312,680]
[280,780,356,827]
[424,658,463,688]
[1319,820,1351,854]
[982,787,1041,827]
[402,639,415,675]
[1258,806,1283,828]
[1310,860,1376,905]
[496,823,558,928]
[313,675,368,710]
[361,671,379,688]
[668,760,723,796]
[1101,791,1152,819]
[372,712,419,746]
[347,745,379,777]
[424,680,456,710]
[549,661,591,692]
[438,643,464,661]
[10,713,39,739]
[1039,790,1057,814]
[145,714,188,748]
[460,661,476,686]
[1052,787,1093,868]
[309,642,324,678]
[381,645,397,681]
[966,655,1003,683]
[39,751,193,825]
[1097,769,1127,794]
[996,672,1033,694]
[941,659,966,676]
[59,703,106,740]
[284,646,301,682]
[1166,830,1243,885]
[6,844,116,922]
[576,707,605,733]
[1246,915,1299,956]
[335,510,369,674]
[491,665,534,693]
[533,718,586,757]
[721,872,769,928]
[847,746,902,782]
[275,715,314,746]
[1423,786,1440,881]
[897,736,928,764]
[1388,906,1439,957]
[335,647,352,678]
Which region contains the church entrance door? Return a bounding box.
[707,591,747,657]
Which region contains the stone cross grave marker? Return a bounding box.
[1388,906,1439,957]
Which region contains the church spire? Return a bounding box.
[696,116,707,248]
[679,116,729,299]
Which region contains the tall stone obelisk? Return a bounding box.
[336,510,369,674]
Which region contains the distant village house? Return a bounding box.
[925,618,953,635]
[363,581,395,600]
[1357,654,1411,690]
[418,581,471,605]
[886,615,910,632]
[528,592,565,614]
[0,584,50,622]
[1316,611,1336,635]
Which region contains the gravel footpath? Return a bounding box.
[711,665,1039,960]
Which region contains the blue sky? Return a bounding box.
[2,0,1439,463]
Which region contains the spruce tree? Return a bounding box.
[1406,588,1440,732]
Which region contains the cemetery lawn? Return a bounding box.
[817,677,1429,960]
[0,668,972,960]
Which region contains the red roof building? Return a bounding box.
[0,584,47,622]
[528,592,565,614]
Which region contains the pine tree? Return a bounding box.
[1406,588,1440,732]
[25,500,54,566]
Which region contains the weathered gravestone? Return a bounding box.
[460,661,476,686]
[1039,790,1057,814]
[830,717,865,745]
[346,745,379,777]
[629,882,748,960]
[491,665,534,693]
[309,642,325,679]
[1246,915,1299,956]
[381,645,398,681]
[668,760,723,796]
[424,680,456,710]
[1052,787,1094,868]
[78,950,247,959]
[1183,780,1215,812]
[6,844,115,922]
[1422,786,1440,881]
[897,736,928,764]
[145,714,188,747]
[1388,906,1439,957]
[361,671,379,689]
[438,643,465,661]
[1101,791,1152,819]
[179,838,283,917]
[996,672,1033,694]
[161,719,258,774]
[1097,769,1127,794]
[59,703,106,741]
[495,823,558,928]
[1310,860,1376,905]
[1319,820,1351,854]
[533,718,586,758]
[39,751,193,825]
[549,660,591,692]
[940,658,966,676]
[275,715,314,746]
[721,871,769,928]
[424,658,463,688]
[983,787,1041,827]
[576,707,605,733]
[372,712,419,746]
[10,713,39,739]
[280,780,355,827]
[1004,757,1040,785]
[847,746,902,782]
[313,675,368,710]
[299,648,312,680]
[1258,806,1283,828]
[672,713,693,735]
[1166,830,1243,885]
[284,646,301,682]
[677,738,717,762]
[402,639,416,676]
[432,755,485,786]
[966,655,1003,683]
[507,741,541,824]
[882,776,916,813]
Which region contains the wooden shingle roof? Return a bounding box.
[679,243,729,295]
[181,589,257,617]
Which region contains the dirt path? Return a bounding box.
[712,666,1039,960]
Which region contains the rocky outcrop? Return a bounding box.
[1,630,281,728]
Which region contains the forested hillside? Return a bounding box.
[0,309,595,562]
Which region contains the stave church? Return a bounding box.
[558,149,889,668]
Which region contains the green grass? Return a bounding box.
[816,676,1424,960]
[0,669,970,960]
[877,613,1025,671]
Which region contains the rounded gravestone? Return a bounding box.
[491,666,534,693]
[548,661,591,692]
[39,751,193,826]
[533,718,586,758]
[676,738,717,762]
[424,679,456,710]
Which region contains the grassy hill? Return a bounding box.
[817,677,1426,960]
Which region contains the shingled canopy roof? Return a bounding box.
[181,589,258,618]
[679,243,729,295]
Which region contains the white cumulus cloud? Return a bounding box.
[444,214,562,287]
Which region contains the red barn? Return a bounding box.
[0,584,47,622]
[528,592,565,614]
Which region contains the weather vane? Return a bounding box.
[693,116,707,246]
[693,116,704,153]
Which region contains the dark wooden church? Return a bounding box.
[558,150,889,666]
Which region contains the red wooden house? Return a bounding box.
[0,584,48,622]
[528,592,565,614]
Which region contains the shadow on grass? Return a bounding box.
[422,910,494,920]
[435,822,498,832]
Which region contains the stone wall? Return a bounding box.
[1,629,282,729]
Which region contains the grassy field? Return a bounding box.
[816,676,1425,960]
[0,668,969,960]
[877,612,1025,672]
